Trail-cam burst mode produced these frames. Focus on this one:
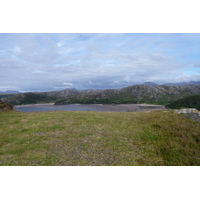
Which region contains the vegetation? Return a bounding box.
[0,93,15,99]
[0,100,13,111]
[167,94,200,110]
[3,85,200,105]
[3,93,61,105]
[55,92,138,105]
[0,110,199,166]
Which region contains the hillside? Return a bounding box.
[167,94,200,110]
[2,84,200,105]
[2,90,80,105]
[0,93,17,99]
[0,110,199,166]
[0,100,13,111]
[55,85,200,105]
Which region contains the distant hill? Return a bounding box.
[162,81,200,86]
[0,90,20,94]
[166,94,200,110]
[143,82,158,86]
[3,84,200,105]
[2,89,80,105]
[65,88,78,91]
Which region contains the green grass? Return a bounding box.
[0,110,200,166]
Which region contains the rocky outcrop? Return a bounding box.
[0,100,13,111]
[174,108,200,114]
[174,108,200,122]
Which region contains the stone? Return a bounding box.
[174,108,200,122]
[0,100,13,111]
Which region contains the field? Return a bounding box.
[0,110,200,166]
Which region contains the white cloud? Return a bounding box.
[57,41,65,47]
[63,82,74,86]
[123,76,131,82]
[13,46,21,54]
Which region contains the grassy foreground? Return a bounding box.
[0,110,200,166]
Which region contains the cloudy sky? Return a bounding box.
[0,33,200,92]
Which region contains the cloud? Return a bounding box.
[57,41,65,47]
[63,82,74,86]
[32,70,45,74]
[194,63,200,68]
[123,76,131,82]
[13,46,21,54]
[0,33,200,92]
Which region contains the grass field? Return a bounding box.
[0,110,200,166]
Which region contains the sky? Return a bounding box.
[1,33,200,92]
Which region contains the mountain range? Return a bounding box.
[143,81,200,86]
[0,90,20,94]
[161,81,200,86]
[2,84,200,105]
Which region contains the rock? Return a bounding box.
[174,108,200,114]
[0,100,13,111]
[186,113,200,122]
[174,108,200,122]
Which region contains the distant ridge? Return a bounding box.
[64,88,78,91]
[162,81,200,86]
[3,84,200,105]
[0,90,20,94]
[142,81,200,86]
[143,82,158,86]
